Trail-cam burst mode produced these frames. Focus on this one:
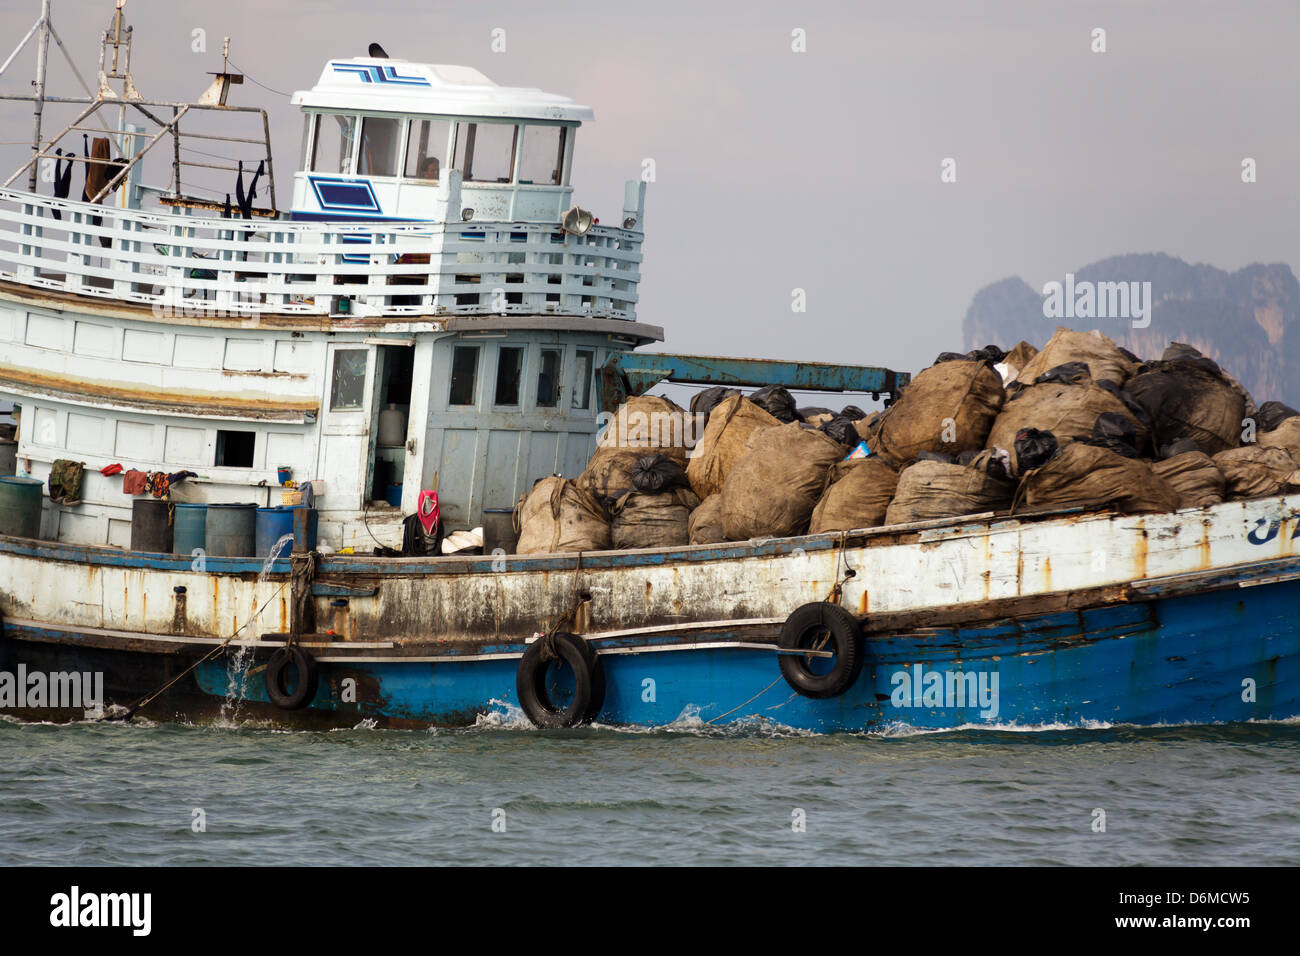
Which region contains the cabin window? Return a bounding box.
[215,429,255,468]
[403,118,451,181]
[448,345,480,406]
[536,348,562,407]
[311,113,356,175]
[518,126,567,186]
[357,116,402,177]
[572,349,594,410]
[329,349,368,411]
[493,347,524,407]
[453,122,517,183]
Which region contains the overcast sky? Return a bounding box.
[2,0,1297,381]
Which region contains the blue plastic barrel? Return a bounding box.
[0,476,43,539]
[255,505,299,558]
[206,503,256,557]
[172,503,207,557]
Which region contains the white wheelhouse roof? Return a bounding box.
[291,58,594,123]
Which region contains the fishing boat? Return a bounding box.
[0,2,1297,731]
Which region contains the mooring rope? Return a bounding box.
[104,580,289,721]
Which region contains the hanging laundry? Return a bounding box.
[51,148,73,220]
[121,469,148,495]
[48,459,85,505]
[100,463,123,476]
[144,470,198,499]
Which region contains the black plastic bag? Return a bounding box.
[1014,427,1059,473]
[956,448,980,466]
[1033,361,1091,386]
[819,416,859,446]
[1093,379,1155,437]
[691,386,742,424]
[1258,400,1300,432]
[798,406,833,421]
[966,344,1007,363]
[934,351,967,365]
[1085,411,1139,459]
[748,384,798,423]
[629,454,688,494]
[840,404,868,420]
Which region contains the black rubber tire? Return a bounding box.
[777,602,864,699]
[264,645,319,710]
[516,632,605,728]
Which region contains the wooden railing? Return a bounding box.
[0,187,642,320]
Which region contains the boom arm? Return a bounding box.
[599,351,910,413]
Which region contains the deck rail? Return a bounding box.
[0,186,641,319]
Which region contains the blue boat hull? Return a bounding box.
[7,574,1296,731]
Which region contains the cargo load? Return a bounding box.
[1018,443,1180,515]
[986,381,1147,473]
[1016,327,1136,386]
[868,359,1003,465]
[1211,446,1300,500]
[581,395,688,503]
[719,422,846,540]
[808,457,899,533]
[685,394,781,499]
[610,487,701,550]
[515,477,611,554]
[1151,451,1225,509]
[884,459,1013,525]
[687,494,726,545]
[1125,359,1245,456]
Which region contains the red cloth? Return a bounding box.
[417,490,440,535]
[122,469,147,495]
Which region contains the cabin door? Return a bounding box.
[320,342,378,511]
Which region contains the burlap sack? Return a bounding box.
[1001,341,1039,382]
[1125,361,1245,456]
[719,422,846,540]
[1212,446,1300,500]
[1151,451,1225,509]
[582,395,688,502]
[686,395,781,500]
[515,477,611,554]
[610,487,700,550]
[1019,443,1180,515]
[884,460,1013,525]
[1258,416,1300,459]
[986,381,1147,474]
[869,360,1003,465]
[1017,327,1136,386]
[688,494,727,545]
[809,457,899,533]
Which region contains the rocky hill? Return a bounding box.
[963,253,1300,406]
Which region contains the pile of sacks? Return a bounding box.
[514,328,1300,552]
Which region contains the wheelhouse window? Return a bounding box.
[494,347,524,406]
[449,345,480,406]
[572,349,594,411]
[310,113,356,175]
[536,348,561,407]
[454,122,518,183]
[357,116,401,177]
[518,126,567,186]
[329,349,368,411]
[403,118,452,181]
